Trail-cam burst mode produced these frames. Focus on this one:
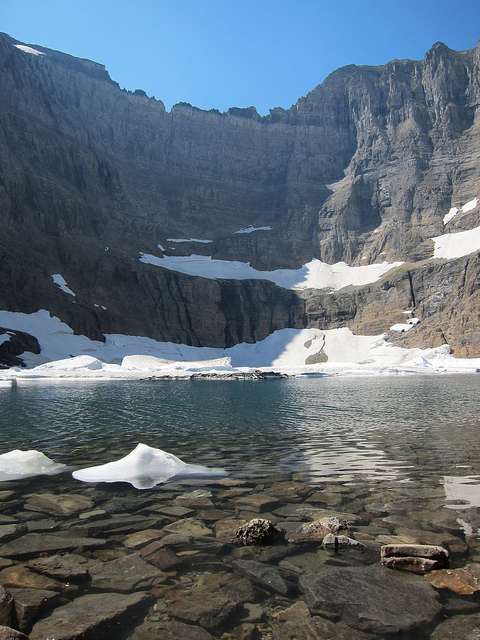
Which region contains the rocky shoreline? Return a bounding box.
[0,470,479,639]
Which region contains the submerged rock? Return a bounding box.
[424,568,480,595]
[287,516,348,543]
[381,544,449,573]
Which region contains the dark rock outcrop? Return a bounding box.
[0,32,479,353]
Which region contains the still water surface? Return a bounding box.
[1,375,480,638]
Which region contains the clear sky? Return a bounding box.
[1,1,479,115]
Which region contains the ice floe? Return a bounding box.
[0,449,69,481]
[72,443,227,489]
[139,253,402,292]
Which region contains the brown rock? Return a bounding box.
[235,494,280,513]
[133,619,213,640]
[89,553,167,592]
[424,568,480,595]
[0,566,67,592]
[0,587,13,627]
[25,553,93,580]
[162,518,212,538]
[234,519,283,546]
[276,601,311,622]
[123,528,164,550]
[382,556,444,573]
[140,543,182,571]
[0,626,29,640]
[272,616,370,639]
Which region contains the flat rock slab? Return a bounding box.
[29,591,153,640]
[133,619,213,639]
[299,564,442,635]
[166,592,240,630]
[88,553,167,592]
[7,587,60,633]
[25,553,94,580]
[272,616,371,640]
[232,559,295,597]
[0,534,106,558]
[234,494,280,513]
[24,493,94,516]
[0,566,67,592]
[162,518,212,537]
[430,613,480,640]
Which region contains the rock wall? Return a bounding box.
[0,32,479,355]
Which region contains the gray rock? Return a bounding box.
[322,533,365,549]
[24,493,94,516]
[220,578,264,604]
[299,564,442,634]
[25,553,93,580]
[232,560,296,597]
[29,591,153,640]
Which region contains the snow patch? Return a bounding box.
[0,449,68,481]
[139,253,402,292]
[234,226,273,234]
[72,443,226,489]
[167,238,213,244]
[462,198,479,213]
[432,226,480,260]
[14,44,45,56]
[390,323,414,333]
[52,274,76,297]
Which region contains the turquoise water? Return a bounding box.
[0,375,479,484]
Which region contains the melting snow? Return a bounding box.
[72,443,226,489]
[462,198,479,213]
[14,44,45,56]
[139,253,402,292]
[52,274,76,297]
[0,449,68,481]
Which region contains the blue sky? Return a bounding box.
[1,1,479,115]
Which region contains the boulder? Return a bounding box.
[234,519,283,546]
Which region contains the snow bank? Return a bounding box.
[72,443,226,489]
[0,311,479,380]
[0,449,68,481]
[139,253,402,292]
[432,226,480,260]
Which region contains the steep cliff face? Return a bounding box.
[0,32,479,357]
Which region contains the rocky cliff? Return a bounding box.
[0,32,479,361]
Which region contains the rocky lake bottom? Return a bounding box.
[0,375,479,639]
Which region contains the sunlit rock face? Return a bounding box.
[0,33,479,355]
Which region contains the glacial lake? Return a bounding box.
[1,374,480,639]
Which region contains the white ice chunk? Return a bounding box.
[14,44,45,56]
[51,274,76,296]
[432,226,480,260]
[32,355,105,371]
[0,449,68,481]
[234,226,273,234]
[462,198,479,213]
[443,207,459,225]
[72,443,227,489]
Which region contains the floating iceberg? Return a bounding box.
[0,449,69,481]
[72,443,227,489]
